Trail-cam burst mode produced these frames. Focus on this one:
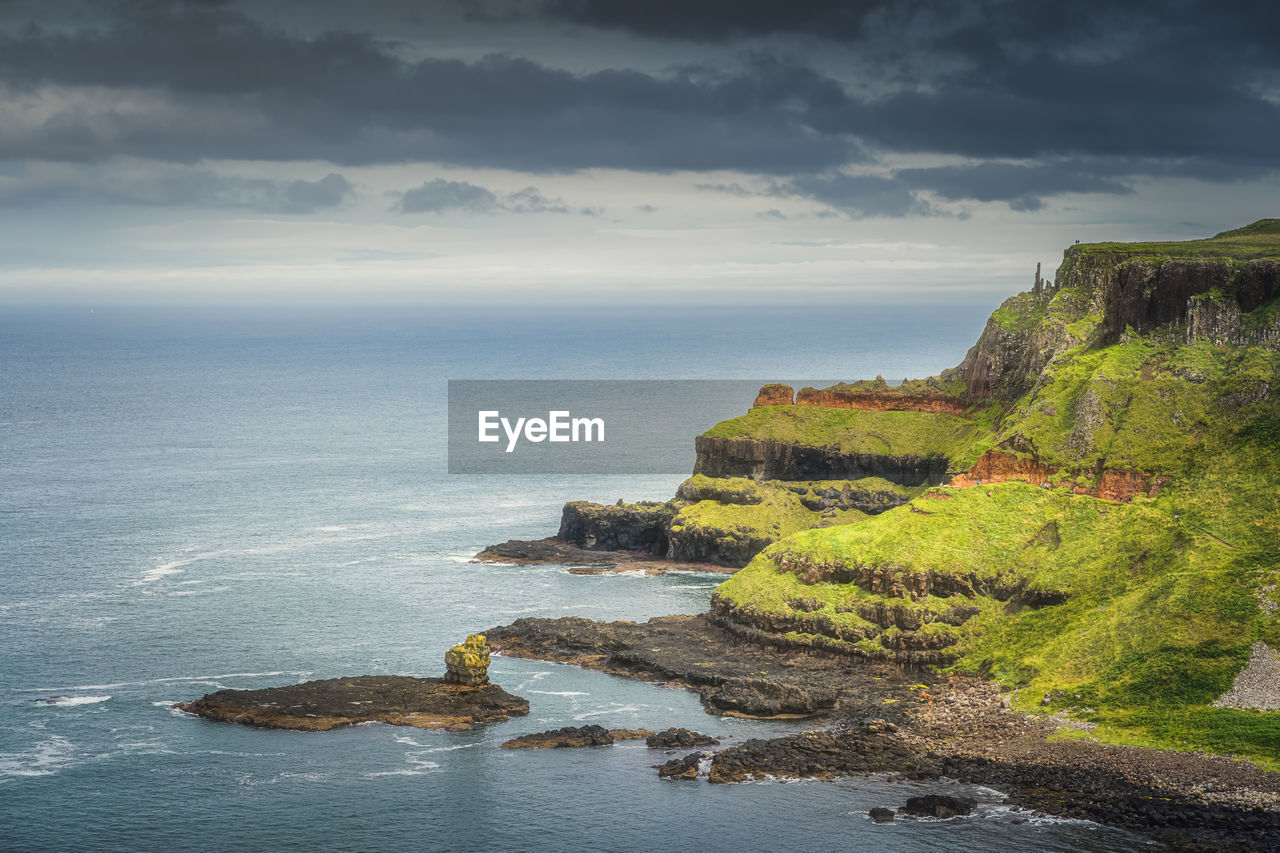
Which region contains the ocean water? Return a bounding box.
[0,305,1160,852]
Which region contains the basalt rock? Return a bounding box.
[176,675,528,732]
[900,794,978,818]
[658,752,705,779]
[646,727,719,749]
[500,724,653,749]
[693,436,950,485]
[557,500,676,553]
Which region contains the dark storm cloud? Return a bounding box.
[0,167,353,212]
[471,0,885,41]
[0,5,855,172]
[895,162,1133,213]
[0,0,1276,214]
[394,178,587,214]
[778,173,932,218]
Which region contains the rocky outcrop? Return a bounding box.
[949,450,1170,502]
[1100,258,1280,343]
[752,383,794,406]
[176,675,529,732]
[956,247,1280,400]
[557,500,675,553]
[783,481,908,514]
[472,537,732,573]
[795,387,969,416]
[444,634,490,686]
[178,636,527,731]
[666,525,773,569]
[646,728,718,748]
[693,436,950,485]
[900,794,978,818]
[500,724,652,749]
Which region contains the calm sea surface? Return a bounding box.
[0,305,1159,852]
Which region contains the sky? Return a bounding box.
[0,0,1276,306]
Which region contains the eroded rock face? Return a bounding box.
[795,387,968,416]
[445,634,491,686]
[176,675,528,732]
[753,383,795,407]
[693,436,950,485]
[558,500,675,553]
[948,450,1170,502]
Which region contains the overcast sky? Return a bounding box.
[1,0,1276,305]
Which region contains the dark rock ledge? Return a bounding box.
[474,537,734,575]
[176,675,529,732]
[177,634,528,732]
[501,724,652,749]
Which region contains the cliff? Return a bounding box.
[710,220,1280,768]
[952,219,1280,400]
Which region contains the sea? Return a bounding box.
[0,304,1161,852]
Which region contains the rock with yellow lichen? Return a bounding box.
[445,633,491,686]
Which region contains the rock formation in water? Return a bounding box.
[178,634,526,731]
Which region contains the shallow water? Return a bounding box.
[0,305,1162,851]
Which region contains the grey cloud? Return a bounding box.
[395,178,586,215]
[896,162,1133,212]
[0,7,857,172]
[778,173,932,218]
[398,179,500,213]
[0,166,353,212]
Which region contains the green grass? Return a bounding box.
[1073,219,1280,261]
[702,406,997,471]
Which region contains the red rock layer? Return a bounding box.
[753,384,795,406]
[794,387,969,416]
[948,450,1170,503]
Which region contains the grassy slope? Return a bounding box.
[702,405,1001,471]
[671,475,871,547]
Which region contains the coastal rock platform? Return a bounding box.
[474,537,735,575]
[177,675,529,732]
[488,613,1280,851]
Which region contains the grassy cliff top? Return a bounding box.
[702,405,998,467]
[1073,218,1280,261]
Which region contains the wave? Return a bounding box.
[25,670,310,692]
[529,690,590,697]
[36,695,111,706]
[0,735,77,780]
[572,704,645,721]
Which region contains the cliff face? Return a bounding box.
[751,382,968,415]
[794,387,968,416]
[557,501,674,554]
[955,233,1280,401]
[693,435,951,485]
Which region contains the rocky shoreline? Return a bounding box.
[473,537,736,574]
[487,613,1280,851]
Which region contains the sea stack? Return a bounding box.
[445,633,491,686]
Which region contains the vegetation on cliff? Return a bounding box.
[702,405,999,472]
[708,222,1280,768]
